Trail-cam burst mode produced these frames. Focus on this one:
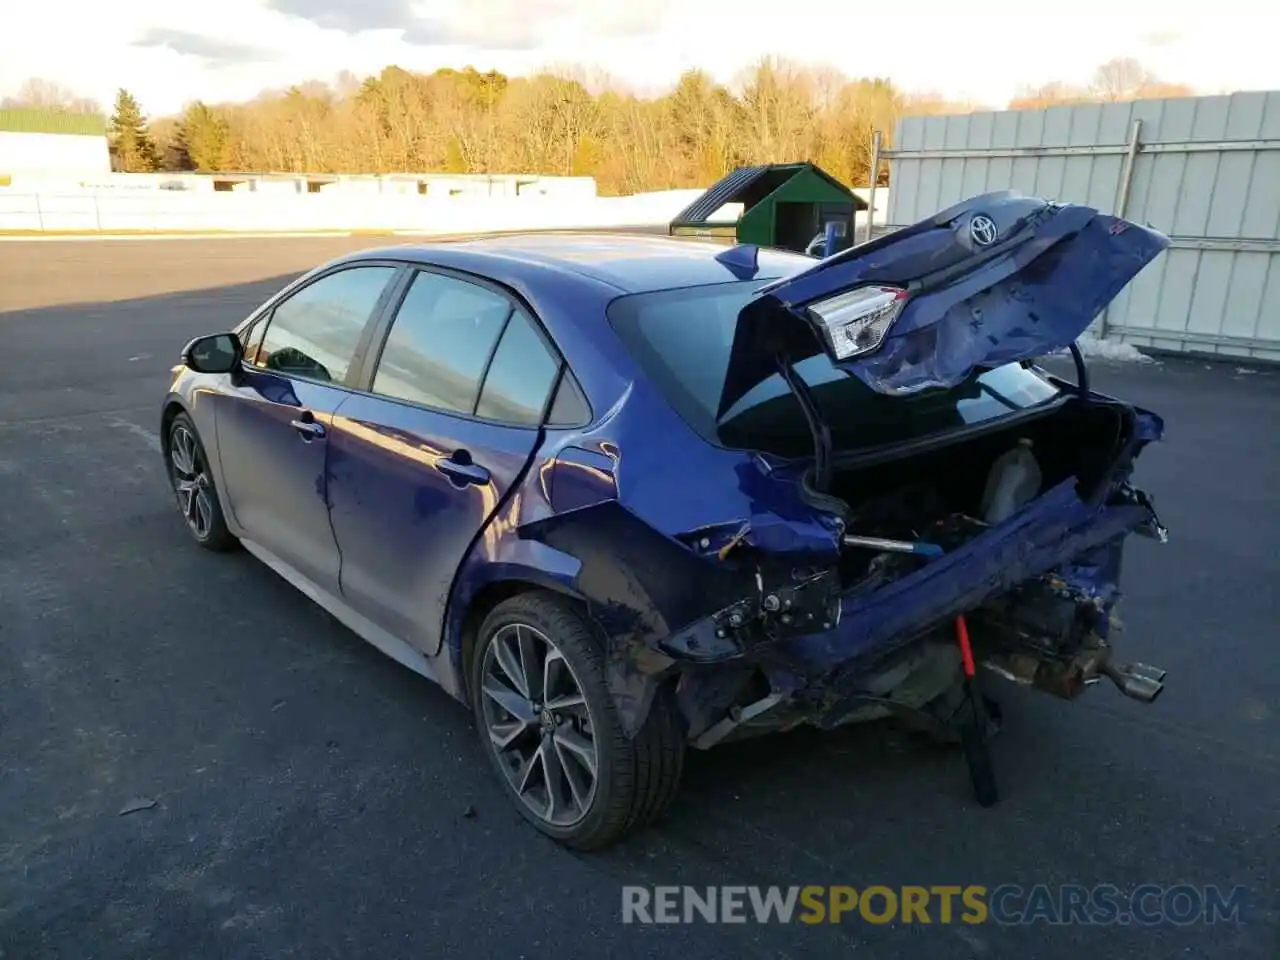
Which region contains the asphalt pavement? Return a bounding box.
[1,238,1277,959]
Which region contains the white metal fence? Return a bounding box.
[0,188,704,236]
[882,91,1280,361]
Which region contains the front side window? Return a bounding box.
[255,265,397,384]
[371,271,513,415]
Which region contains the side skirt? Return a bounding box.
[240,538,465,700]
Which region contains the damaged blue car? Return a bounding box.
[163,191,1171,849]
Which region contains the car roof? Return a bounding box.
[339,232,812,295]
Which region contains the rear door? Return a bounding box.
[214,263,401,592]
[326,268,567,656]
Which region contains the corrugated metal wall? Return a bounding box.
[884,92,1280,360]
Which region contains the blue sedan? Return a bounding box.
[162,192,1172,849]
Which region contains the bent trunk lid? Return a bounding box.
[718,191,1170,418]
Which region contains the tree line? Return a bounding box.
[1008,58,1193,109]
[5,57,1193,195]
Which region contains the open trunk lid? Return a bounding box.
[718,191,1170,418]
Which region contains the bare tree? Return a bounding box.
[736,56,817,164]
[3,76,101,113]
[1008,81,1094,110]
[1134,81,1195,100]
[1091,58,1154,102]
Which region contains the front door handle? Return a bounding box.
[438,451,490,486]
[290,417,326,440]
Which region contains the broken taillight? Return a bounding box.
[806,285,909,361]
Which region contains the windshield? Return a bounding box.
[607,279,1064,457]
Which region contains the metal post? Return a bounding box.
[1114,119,1143,219]
[1098,119,1143,339]
[864,130,882,244]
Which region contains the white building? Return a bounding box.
[0,109,111,183]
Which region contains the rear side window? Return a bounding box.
[547,372,589,427]
[255,266,396,384]
[372,271,512,415]
[475,309,561,425]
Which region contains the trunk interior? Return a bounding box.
[824,397,1133,584]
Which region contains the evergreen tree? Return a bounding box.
[108,89,159,172]
[173,102,231,172]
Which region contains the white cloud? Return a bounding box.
[133,28,277,66]
[0,0,1275,116]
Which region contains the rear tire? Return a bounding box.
[165,412,236,552]
[470,592,684,850]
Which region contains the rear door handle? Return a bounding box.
[439,453,490,486]
[290,417,326,440]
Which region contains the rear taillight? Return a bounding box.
[806,285,908,361]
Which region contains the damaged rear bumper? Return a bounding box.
[678,478,1167,745]
[521,471,1167,744]
[784,479,1160,670]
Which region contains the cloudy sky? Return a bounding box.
[1,0,1275,116]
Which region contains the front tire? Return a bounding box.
[165,412,236,552]
[470,592,684,850]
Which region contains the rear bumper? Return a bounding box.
[677,479,1165,744]
[779,479,1158,673]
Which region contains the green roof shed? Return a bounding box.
[669,162,865,253]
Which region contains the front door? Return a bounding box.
[214,263,400,592]
[326,268,564,655]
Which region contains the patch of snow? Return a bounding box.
[1051,333,1155,364]
[1075,333,1156,363]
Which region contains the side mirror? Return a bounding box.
[182,333,242,374]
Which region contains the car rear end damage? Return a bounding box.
[519,389,1168,807]
[517,190,1172,805]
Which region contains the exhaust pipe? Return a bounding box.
[1100,661,1166,704]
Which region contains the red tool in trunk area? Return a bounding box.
[955,613,976,678]
[955,614,999,806]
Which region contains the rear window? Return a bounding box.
[606,279,1063,457]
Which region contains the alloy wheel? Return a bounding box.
[168,424,215,540]
[479,622,599,827]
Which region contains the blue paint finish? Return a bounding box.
[325,392,543,658]
[546,446,618,512]
[442,428,592,693]
[713,243,762,279]
[1133,405,1164,443]
[211,368,351,594]
[168,212,1171,741]
[720,193,1171,413]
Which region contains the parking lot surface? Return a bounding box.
[1,238,1277,959]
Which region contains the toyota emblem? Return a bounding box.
[969,214,998,247]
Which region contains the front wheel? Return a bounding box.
[165,412,236,551]
[470,592,684,850]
